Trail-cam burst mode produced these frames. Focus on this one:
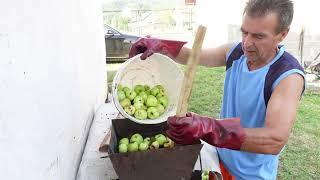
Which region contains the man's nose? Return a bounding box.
[243,35,254,48]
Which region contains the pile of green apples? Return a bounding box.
[117,84,169,120]
[118,133,175,153]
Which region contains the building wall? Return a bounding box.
[0,0,106,179]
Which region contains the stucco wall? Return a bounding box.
[0,0,106,179]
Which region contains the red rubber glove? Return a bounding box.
[209,171,216,180]
[129,37,186,60]
[166,112,246,150]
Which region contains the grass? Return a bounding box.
[187,66,225,117]
[107,64,320,178]
[277,92,320,179]
[188,66,320,179]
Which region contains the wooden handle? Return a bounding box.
[176,25,207,117]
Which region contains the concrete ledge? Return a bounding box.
[77,103,119,180]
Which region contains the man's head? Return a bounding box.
[241,0,294,63]
[244,0,293,34]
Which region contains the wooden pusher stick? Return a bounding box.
[176,25,207,117]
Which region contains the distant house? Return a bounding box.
[185,0,196,5]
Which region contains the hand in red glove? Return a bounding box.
[166,112,246,150]
[129,37,186,60]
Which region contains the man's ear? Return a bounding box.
[277,28,289,43]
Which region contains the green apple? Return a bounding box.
[124,105,135,115]
[134,109,148,120]
[156,92,166,99]
[133,103,147,111]
[127,142,139,152]
[122,86,130,93]
[145,90,151,95]
[133,102,144,110]
[117,84,123,91]
[142,105,148,110]
[147,107,160,119]
[138,91,148,102]
[118,143,128,153]
[155,85,165,94]
[155,134,167,146]
[150,140,160,149]
[120,98,131,108]
[158,96,168,108]
[150,86,160,96]
[146,95,158,107]
[119,137,129,145]
[155,104,165,114]
[130,133,143,144]
[133,96,144,104]
[125,90,137,101]
[155,84,165,90]
[154,134,163,139]
[134,85,145,94]
[138,141,149,151]
[144,85,151,92]
[143,137,151,145]
[163,137,175,148]
[201,171,209,180]
[117,90,126,101]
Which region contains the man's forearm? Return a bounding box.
[175,45,230,67]
[240,128,287,155]
[175,46,190,65]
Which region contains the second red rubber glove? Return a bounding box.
[166,112,246,150]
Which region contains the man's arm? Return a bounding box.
[241,73,304,154]
[175,44,233,67]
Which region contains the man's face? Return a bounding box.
[241,13,288,63]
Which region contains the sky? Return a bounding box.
[291,0,320,34]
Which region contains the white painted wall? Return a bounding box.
[0,0,106,179]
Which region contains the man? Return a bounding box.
[129,0,305,179]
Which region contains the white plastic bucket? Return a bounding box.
[112,53,183,124]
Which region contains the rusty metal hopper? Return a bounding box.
[105,118,203,180]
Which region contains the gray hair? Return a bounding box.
[243,0,294,33]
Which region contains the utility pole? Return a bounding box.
[298,27,305,66]
[185,0,196,31]
[138,10,142,35]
